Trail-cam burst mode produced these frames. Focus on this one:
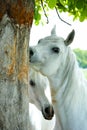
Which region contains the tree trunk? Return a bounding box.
[0,0,34,130]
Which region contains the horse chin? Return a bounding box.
[41,67,54,77]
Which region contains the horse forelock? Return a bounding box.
[38,35,64,45]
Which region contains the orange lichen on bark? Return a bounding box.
[17,40,29,83]
[7,61,15,76]
[18,64,28,84]
[6,36,29,83]
[0,0,34,26]
[6,42,16,76]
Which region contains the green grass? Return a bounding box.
[82,69,87,79]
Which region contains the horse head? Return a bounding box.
[29,68,54,120]
[29,26,75,76]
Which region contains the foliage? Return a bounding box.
[34,1,42,25]
[82,69,87,79]
[34,0,87,24]
[74,48,87,68]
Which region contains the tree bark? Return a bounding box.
[0,0,34,130]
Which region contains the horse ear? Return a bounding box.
[64,29,75,46]
[51,25,56,36]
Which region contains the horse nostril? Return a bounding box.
[30,49,34,57]
[45,106,50,114]
[42,105,54,120]
[45,106,54,116]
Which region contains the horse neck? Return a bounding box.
[49,48,83,99]
[49,48,87,130]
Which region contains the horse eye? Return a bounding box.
[30,80,35,87]
[52,47,60,53]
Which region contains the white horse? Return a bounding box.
[29,26,87,130]
[29,68,55,130]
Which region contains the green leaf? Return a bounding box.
[79,8,87,22]
[59,0,66,6]
[34,6,41,25]
[76,0,84,9]
[34,0,87,24]
[48,0,57,9]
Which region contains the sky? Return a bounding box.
[30,10,87,50]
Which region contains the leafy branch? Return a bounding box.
[55,7,71,26]
[41,0,49,24]
[34,0,87,25]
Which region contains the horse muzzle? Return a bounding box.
[42,105,54,120]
